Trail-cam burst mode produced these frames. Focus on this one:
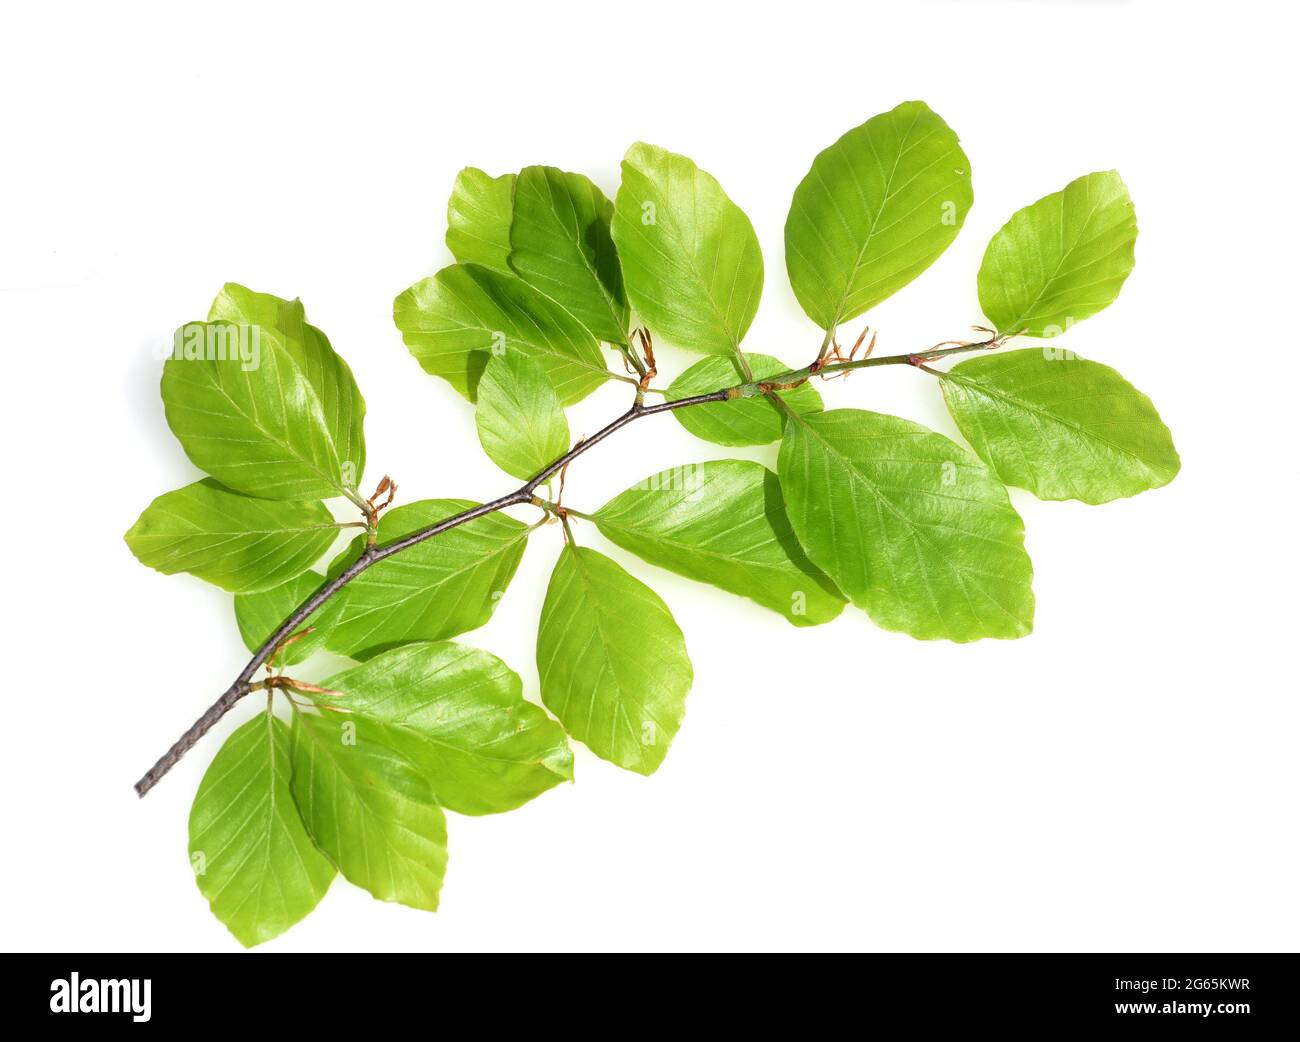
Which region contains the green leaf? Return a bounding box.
[785,100,973,330]
[978,170,1137,337]
[666,353,822,446]
[612,142,763,356]
[938,348,1179,504]
[209,284,366,488]
[317,642,573,815]
[393,263,611,404]
[509,166,629,345]
[593,460,844,626]
[446,167,516,272]
[233,571,344,666]
[291,709,448,911]
[162,320,346,500]
[189,712,334,947]
[537,545,691,775]
[325,499,529,658]
[474,351,570,480]
[778,409,1034,642]
[124,479,336,593]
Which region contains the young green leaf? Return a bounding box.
[666,353,822,446]
[509,166,629,345]
[612,142,763,356]
[162,321,346,500]
[209,284,366,488]
[778,409,1034,642]
[474,351,570,480]
[938,349,1179,503]
[233,571,345,666]
[291,710,448,911]
[189,711,335,947]
[537,545,691,775]
[446,167,516,272]
[593,460,844,626]
[393,263,611,404]
[785,100,973,330]
[325,499,529,658]
[978,171,1137,337]
[316,642,573,815]
[124,479,336,593]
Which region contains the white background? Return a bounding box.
[2,0,1296,953]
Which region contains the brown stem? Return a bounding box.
[133,335,997,796]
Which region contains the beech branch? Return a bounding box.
[133,334,998,797]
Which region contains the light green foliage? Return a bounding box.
[134,104,1179,947]
[393,262,610,404]
[537,545,691,774]
[446,167,516,272]
[785,100,972,330]
[509,166,629,345]
[189,712,335,947]
[326,499,529,658]
[978,171,1137,337]
[125,479,335,593]
[666,353,822,446]
[593,460,844,626]
[209,284,366,484]
[612,142,763,356]
[291,710,448,910]
[161,285,365,500]
[317,643,573,815]
[778,409,1035,642]
[939,349,1179,503]
[162,322,347,500]
[475,350,570,480]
